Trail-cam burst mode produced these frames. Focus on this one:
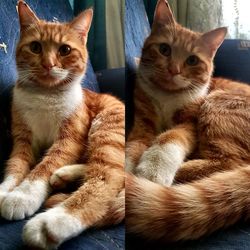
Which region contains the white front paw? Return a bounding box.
[135,143,185,186]
[1,180,48,220]
[23,206,85,249]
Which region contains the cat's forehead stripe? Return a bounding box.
[40,25,64,43]
[26,23,73,44]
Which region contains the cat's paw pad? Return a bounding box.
[23,207,85,249]
[50,166,74,189]
[1,180,47,220]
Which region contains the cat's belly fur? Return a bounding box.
[13,84,83,157]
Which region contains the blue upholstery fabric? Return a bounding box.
[0,217,124,250]
[0,1,123,249]
[125,0,150,133]
[125,0,250,248]
[125,0,150,70]
[214,39,250,84]
[96,68,125,102]
[0,0,99,95]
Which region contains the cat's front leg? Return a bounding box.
[135,143,186,186]
[126,140,152,173]
[1,151,83,220]
[135,123,196,186]
[0,110,34,207]
[1,112,88,220]
[1,158,81,220]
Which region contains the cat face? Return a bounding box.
[140,0,227,92]
[16,1,93,88]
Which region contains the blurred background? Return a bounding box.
[144,0,250,39]
[69,0,125,71]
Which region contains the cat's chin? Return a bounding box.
[154,80,189,92]
[34,76,71,89]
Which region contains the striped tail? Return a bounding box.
[126,164,250,242]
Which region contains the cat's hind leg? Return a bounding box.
[44,193,71,208]
[45,189,125,224]
[22,166,124,249]
[95,188,125,227]
[0,109,34,206]
[174,159,244,184]
[50,164,86,189]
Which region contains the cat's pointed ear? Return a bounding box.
[153,0,175,26]
[200,27,227,56]
[17,1,39,29]
[70,8,93,38]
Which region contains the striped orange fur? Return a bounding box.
[0,1,124,249]
[126,0,250,242]
[126,0,228,185]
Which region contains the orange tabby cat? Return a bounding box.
[126,0,248,186]
[0,1,124,249]
[126,88,250,242]
[126,0,250,242]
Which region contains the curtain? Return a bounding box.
[221,0,250,39]
[106,0,125,69]
[69,0,124,71]
[183,0,223,32]
[144,0,250,39]
[73,0,106,71]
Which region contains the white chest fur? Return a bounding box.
[13,82,83,155]
[140,81,208,132]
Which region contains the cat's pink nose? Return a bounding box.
[168,65,180,75]
[42,63,55,71]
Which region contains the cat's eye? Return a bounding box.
[30,41,42,54]
[159,43,171,57]
[186,55,199,66]
[59,45,71,56]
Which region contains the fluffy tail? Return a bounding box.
[126,165,250,242]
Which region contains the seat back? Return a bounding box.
[125,0,150,133]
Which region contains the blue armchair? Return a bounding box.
[0,0,124,249]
